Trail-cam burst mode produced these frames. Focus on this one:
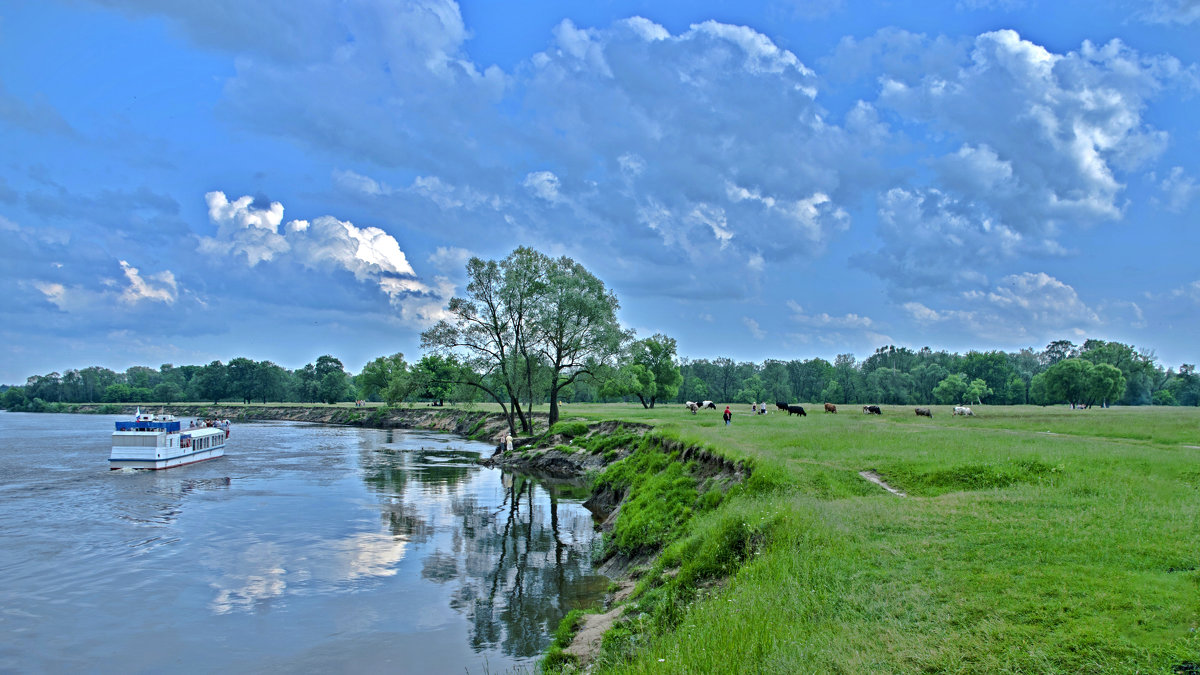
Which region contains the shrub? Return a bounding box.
[550,421,590,438]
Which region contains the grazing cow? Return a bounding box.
[824,403,837,414]
[685,401,697,409]
[776,401,789,412]
[863,405,882,415]
[915,407,933,418]
[686,402,699,414]
[953,406,974,416]
[787,405,807,417]
[702,400,716,410]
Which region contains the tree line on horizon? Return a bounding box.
[5,250,1199,431]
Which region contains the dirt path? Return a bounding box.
[565,581,636,662]
[859,470,906,497]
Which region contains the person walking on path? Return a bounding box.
[723,406,732,426]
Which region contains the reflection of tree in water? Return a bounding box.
[361,446,477,541]
[358,442,609,660]
[447,474,609,659]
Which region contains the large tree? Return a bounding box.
[606,334,683,409]
[1041,358,1092,408]
[424,248,628,433]
[359,353,410,404]
[422,254,536,435]
[534,254,626,425]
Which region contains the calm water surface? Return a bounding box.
[0,412,609,674]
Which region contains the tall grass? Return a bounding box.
[560,404,1200,673]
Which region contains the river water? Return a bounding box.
[0,412,610,674]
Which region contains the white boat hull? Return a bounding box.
[109,446,225,470]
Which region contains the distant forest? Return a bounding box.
[4,338,1198,412]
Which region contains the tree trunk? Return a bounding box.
[548,382,561,427]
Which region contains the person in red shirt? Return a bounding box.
[723,406,732,425]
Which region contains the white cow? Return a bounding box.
[953,406,974,416]
[701,400,716,410]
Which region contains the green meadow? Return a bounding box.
[542,403,1200,673]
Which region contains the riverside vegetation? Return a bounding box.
[528,403,1198,673]
[38,401,1199,672]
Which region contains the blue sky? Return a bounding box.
[2,0,1198,384]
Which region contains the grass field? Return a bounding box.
[536,403,1200,673]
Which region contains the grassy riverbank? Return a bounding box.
[546,403,1199,673]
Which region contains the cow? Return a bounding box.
[863,405,881,415]
[915,407,933,418]
[775,401,789,412]
[824,402,837,413]
[685,401,697,409]
[686,402,699,414]
[953,406,974,416]
[787,405,807,417]
[702,400,716,410]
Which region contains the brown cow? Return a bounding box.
[915,407,932,418]
[824,402,837,413]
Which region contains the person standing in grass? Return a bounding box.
[723,406,732,426]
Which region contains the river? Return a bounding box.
[0,412,610,674]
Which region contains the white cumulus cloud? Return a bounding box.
[201,191,444,316]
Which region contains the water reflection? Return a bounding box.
[207,532,408,615]
[360,441,609,659]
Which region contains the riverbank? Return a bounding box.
[39,403,1200,672]
[58,402,753,670]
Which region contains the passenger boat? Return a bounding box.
[109,409,229,470]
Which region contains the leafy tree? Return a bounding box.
[359,353,410,403]
[227,357,258,404]
[193,360,227,404]
[1029,372,1051,405]
[1084,363,1125,408]
[911,363,949,404]
[1152,389,1177,405]
[313,355,351,404]
[1079,340,1156,405]
[818,379,843,405]
[24,372,62,403]
[832,354,862,404]
[252,361,287,403]
[534,254,627,424]
[735,374,770,405]
[611,334,683,409]
[1042,358,1091,408]
[787,358,833,403]
[759,360,791,402]
[933,373,968,405]
[412,354,470,406]
[964,378,993,405]
[2,386,28,409]
[1167,365,1200,406]
[153,381,182,404]
[423,253,539,435]
[125,365,159,391]
[294,363,318,402]
[1003,373,1028,405]
[1042,340,1079,365]
[865,368,914,405]
[103,383,133,403]
[961,351,1014,402]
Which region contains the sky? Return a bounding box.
[2,0,1198,384]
